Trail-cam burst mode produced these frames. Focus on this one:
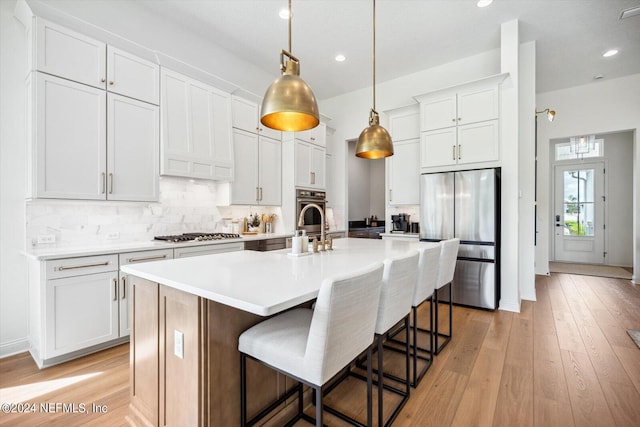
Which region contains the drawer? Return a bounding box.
[119,249,173,266]
[46,254,118,279]
[174,242,244,258]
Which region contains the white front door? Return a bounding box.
[554,162,605,263]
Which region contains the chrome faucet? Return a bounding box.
[297,203,325,251]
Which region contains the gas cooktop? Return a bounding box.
[154,232,241,243]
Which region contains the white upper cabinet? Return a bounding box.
[107,93,159,201]
[387,105,420,205]
[33,73,107,199]
[416,74,506,171]
[34,18,107,90]
[231,96,282,140]
[30,73,159,201]
[230,129,281,205]
[296,122,326,147]
[295,139,326,189]
[107,46,159,105]
[27,18,160,201]
[160,68,233,181]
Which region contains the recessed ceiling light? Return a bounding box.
[335,54,346,62]
[477,0,493,7]
[278,9,290,19]
[602,49,618,57]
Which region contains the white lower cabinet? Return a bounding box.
[29,254,121,367]
[45,271,119,358]
[118,249,173,336]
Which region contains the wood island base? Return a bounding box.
[126,277,310,426]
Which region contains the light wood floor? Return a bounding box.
[1,273,639,426]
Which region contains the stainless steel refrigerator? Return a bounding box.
[420,168,500,309]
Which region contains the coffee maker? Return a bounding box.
[391,214,410,233]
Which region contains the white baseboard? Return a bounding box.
[0,337,29,359]
[498,298,521,313]
[521,288,537,302]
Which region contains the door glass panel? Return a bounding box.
[563,169,595,236]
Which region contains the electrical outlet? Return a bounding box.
[174,330,184,359]
[37,235,55,244]
[106,231,120,240]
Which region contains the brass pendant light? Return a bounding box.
[260,0,319,132]
[355,0,393,159]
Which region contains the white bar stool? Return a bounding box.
[238,262,384,427]
[325,250,419,427]
[434,238,460,354]
[385,243,441,387]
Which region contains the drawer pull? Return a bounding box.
[122,277,126,299]
[127,254,167,263]
[113,278,118,301]
[57,261,110,271]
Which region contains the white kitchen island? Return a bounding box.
[121,238,435,426]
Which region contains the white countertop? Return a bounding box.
[121,238,438,316]
[23,232,294,260]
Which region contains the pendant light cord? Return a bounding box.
[288,0,292,54]
[372,0,376,112]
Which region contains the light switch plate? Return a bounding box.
[174,330,184,359]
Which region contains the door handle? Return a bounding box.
[458,144,461,160]
[109,173,114,194]
[452,145,456,160]
[113,278,118,301]
[122,277,126,299]
[101,172,106,194]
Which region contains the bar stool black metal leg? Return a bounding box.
[240,353,247,427]
[378,335,383,427]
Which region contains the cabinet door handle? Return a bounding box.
[458,117,461,121]
[310,137,315,141]
[127,254,168,263]
[109,81,114,85]
[259,187,263,201]
[311,172,315,185]
[101,173,106,194]
[109,173,114,194]
[452,118,456,122]
[122,277,126,300]
[452,145,456,161]
[57,261,109,271]
[256,187,260,202]
[389,189,392,201]
[458,144,462,160]
[113,278,118,301]
[101,78,106,83]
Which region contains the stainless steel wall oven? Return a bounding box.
[296,189,326,237]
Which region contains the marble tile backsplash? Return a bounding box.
[26,177,282,249]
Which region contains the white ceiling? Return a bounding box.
[45,0,640,101]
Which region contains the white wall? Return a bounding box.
[369,160,385,220]
[0,0,29,357]
[536,74,640,283]
[347,141,386,222]
[518,41,537,302]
